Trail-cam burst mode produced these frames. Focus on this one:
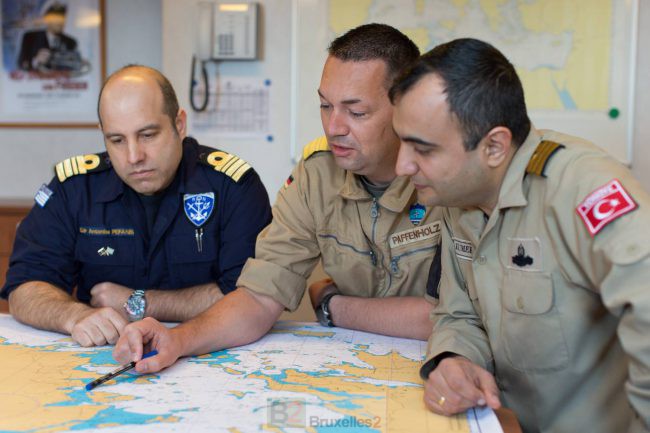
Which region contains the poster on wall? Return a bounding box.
[0,0,105,127]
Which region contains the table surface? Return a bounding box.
[0,314,520,432]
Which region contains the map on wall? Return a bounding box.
[0,315,501,432]
[292,0,638,163]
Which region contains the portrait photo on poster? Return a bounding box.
[0,0,105,127]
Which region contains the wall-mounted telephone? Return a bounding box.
[192,2,260,112]
[197,2,259,61]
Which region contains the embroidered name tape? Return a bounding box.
[79,227,134,236]
[453,238,473,261]
[576,179,636,236]
[389,221,440,248]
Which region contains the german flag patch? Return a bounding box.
[284,174,294,189]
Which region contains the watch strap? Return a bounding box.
[317,292,338,327]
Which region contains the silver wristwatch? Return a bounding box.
[124,289,147,322]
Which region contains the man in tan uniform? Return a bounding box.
[113,24,441,374]
[390,38,650,432]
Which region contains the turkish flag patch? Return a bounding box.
[576,179,637,236]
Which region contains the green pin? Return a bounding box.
[608,108,620,119]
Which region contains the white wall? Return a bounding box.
[162,0,295,194]
[0,0,162,198]
[1,0,649,199]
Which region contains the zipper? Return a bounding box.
[318,234,375,265]
[389,245,437,276]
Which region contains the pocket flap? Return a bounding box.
[502,272,553,315]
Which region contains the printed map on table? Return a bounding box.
[0,315,497,432]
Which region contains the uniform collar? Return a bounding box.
[494,127,541,211]
[94,169,125,203]
[94,138,194,203]
[339,170,416,212]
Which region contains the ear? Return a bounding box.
[482,126,513,168]
[175,108,187,138]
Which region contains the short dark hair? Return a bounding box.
[328,23,420,89]
[97,64,180,129]
[389,38,531,150]
[44,2,67,16]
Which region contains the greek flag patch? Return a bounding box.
[183,192,215,227]
[35,184,53,207]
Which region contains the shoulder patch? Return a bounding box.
[55,153,110,183]
[302,136,330,161]
[526,140,565,177]
[198,146,252,183]
[576,179,637,237]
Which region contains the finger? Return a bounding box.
[71,327,92,347]
[432,382,475,415]
[424,373,464,416]
[475,369,501,409]
[104,308,128,336]
[99,321,120,345]
[112,335,132,364]
[442,370,487,408]
[135,352,168,374]
[87,323,109,346]
[125,325,145,362]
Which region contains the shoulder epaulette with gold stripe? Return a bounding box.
[55,152,111,182]
[526,140,565,177]
[198,145,252,183]
[302,136,330,160]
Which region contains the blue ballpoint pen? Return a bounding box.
[85,350,158,391]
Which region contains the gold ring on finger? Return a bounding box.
[437,395,446,406]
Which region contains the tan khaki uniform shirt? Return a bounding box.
[423,129,650,433]
[238,137,441,311]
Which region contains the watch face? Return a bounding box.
[125,292,146,320]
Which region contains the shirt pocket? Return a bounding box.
[166,232,218,288]
[318,233,376,297]
[75,236,135,297]
[75,235,135,266]
[500,270,569,372]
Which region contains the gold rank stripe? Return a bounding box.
[55,154,103,182]
[526,140,565,177]
[302,136,330,160]
[221,156,251,182]
[204,150,252,182]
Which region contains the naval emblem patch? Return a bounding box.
[183,192,215,227]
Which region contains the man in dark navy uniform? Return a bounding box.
[1,65,271,347]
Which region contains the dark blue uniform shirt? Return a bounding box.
[1,137,272,303]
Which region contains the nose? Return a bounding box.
[323,109,349,137]
[395,143,418,177]
[126,141,145,165]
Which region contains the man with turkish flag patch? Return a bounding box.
[393,38,650,433]
[577,179,637,236]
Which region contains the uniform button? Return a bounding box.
[516,296,525,311]
[476,255,487,265]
